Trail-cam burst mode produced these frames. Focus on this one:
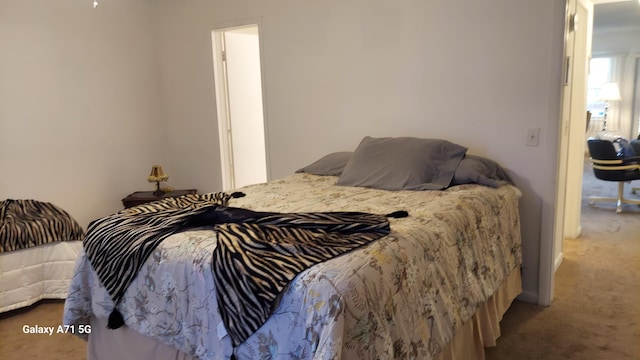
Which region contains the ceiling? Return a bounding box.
[593,0,640,32]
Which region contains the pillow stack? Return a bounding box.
[297,136,511,190]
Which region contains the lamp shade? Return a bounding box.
[147,165,168,182]
[599,82,621,102]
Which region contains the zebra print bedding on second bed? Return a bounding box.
[0,199,85,253]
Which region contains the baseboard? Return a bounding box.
[565,225,582,239]
[516,254,562,306]
[516,290,538,304]
[554,252,564,273]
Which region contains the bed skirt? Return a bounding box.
[436,268,522,360]
[85,268,522,360]
[0,240,83,313]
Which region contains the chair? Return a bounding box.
[586,138,640,213]
[632,139,640,195]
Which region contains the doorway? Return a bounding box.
[212,24,268,191]
[549,0,640,306]
[543,0,593,306]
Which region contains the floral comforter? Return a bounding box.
[63,173,522,359]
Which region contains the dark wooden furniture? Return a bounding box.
[122,189,197,208]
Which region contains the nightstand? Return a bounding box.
[121,189,197,208]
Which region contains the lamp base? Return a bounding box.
[153,181,164,196]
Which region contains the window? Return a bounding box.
[586,57,613,120]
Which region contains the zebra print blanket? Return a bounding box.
[0,199,85,253]
[83,192,394,345]
[210,210,391,345]
[83,191,239,328]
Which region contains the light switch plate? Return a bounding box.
[526,128,540,146]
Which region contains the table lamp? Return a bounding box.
[599,82,621,131]
[147,165,169,196]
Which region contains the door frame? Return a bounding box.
[211,19,269,191]
[543,0,593,306]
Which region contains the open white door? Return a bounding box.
[564,0,592,242]
[212,24,268,191]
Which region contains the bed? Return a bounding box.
[63,136,522,359]
[0,199,85,313]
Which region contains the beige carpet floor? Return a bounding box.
[1,159,639,359]
[485,160,640,360]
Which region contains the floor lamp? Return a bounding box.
[599,82,621,131]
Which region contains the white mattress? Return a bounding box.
[0,240,83,313]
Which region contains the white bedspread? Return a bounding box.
[64,173,522,359]
[1,240,83,313]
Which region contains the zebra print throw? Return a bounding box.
[0,199,85,253]
[83,192,242,328]
[210,210,392,346]
[83,191,402,343]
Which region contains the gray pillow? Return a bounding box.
[337,136,468,191]
[296,152,353,176]
[451,154,512,188]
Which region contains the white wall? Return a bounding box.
[592,28,640,55]
[0,0,568,302]
[154,0,567,302]
[0,0,160,228]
